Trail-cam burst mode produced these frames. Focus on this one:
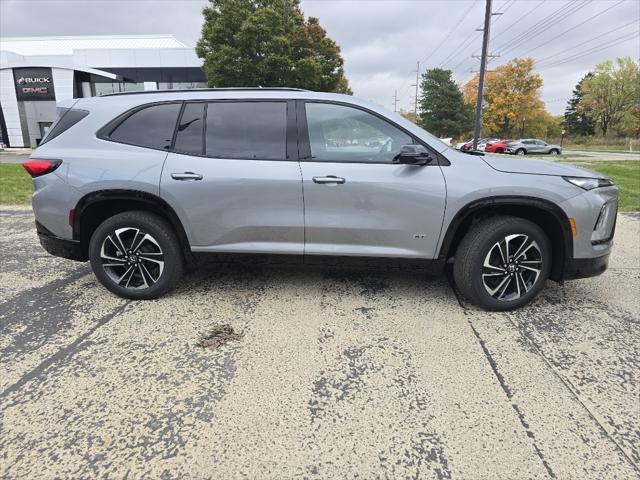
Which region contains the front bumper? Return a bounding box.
[36,221,86,261]
[564,253,609,280]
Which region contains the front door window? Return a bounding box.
[304,102,413,163]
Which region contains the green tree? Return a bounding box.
[196,0,351,93]
[564,73,595,136]
[418,68,473,137]
[579,57,640,137]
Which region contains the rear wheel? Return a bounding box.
[495,148,504,154]
[89,211,184,299]
[453,216,551,311]
[515,148,526,155]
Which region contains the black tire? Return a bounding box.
[549,149,560,155]
[515,148,526,155]
[453,216,551,311]
[495,148,504,154]
[89,211,184,300]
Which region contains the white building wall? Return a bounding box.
[0,68,24,147]
[73,48,201,68]
[52,68,74,101]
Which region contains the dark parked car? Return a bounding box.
[506,139,562,155]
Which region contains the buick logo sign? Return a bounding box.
[13,68,55,101]
[17,76,51,85]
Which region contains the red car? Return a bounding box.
[484,139,513,154]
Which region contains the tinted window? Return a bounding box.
[205,102,286,160]
[304,102,413,163]
[174,103,205,155]
[110,103,181,150]
[41,108,89,145]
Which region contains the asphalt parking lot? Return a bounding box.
[1,207,638,479]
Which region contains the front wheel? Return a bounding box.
[453,216,551,311]
[515,148,526,155]
[549,149,560,155]
[89,211,184,300]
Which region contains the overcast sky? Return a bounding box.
[1,0,638,114]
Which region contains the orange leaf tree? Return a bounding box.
[463,58,550,138]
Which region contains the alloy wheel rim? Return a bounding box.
[482,234,542,301]
[100,227,164,289]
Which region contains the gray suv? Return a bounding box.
[24,88,617,310]
[506,139,562,155]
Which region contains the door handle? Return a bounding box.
[313,175,346,185]
[171,172,203,181]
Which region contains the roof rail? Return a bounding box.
[101,87,308,97]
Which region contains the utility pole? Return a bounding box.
[472,0,493,150]
[410,61,420,118]
[393,90,399,112]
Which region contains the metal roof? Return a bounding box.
[0,35,189,56]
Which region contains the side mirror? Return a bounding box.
[394,145,433,166]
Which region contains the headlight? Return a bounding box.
[563,176,614,190]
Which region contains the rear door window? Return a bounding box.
[174,103,205,156]
[205,102,286,160]
[109,103,181,151]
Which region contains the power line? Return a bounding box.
[515,0,626,56]
[436,7,489,70]
[491,0,546,42]
[498,0,592,56]
[534,18,639,64]
[397,0,483,106]
[445,0,515,73]
[493,0,583,52]
[536,31,639,69]
[419,0,479,67]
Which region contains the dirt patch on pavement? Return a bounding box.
[197,324,243,349]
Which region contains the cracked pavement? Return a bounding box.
[1,207,639,479]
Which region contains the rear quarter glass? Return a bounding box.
[40,108,89,145]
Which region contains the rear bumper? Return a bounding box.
[564,253,609,280]
[36,221,86,261]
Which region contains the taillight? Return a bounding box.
[22,159,62,178]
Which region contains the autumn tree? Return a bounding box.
[196,0,351,93]
[463,58,548,138]
[418,68,473,138]
[564,74,595,136]
[579,57,640,137]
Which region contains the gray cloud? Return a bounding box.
[1,0,638,115]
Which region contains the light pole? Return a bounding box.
[520,117,526,138]
[560,129,565,149]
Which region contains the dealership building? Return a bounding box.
[0,35,205,147]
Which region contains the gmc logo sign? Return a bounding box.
[22,87,49,94]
